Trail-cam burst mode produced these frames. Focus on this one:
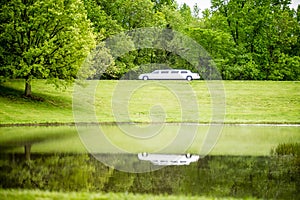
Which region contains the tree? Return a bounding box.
[207,0,299,80]
[151,0,175,11]
[290,5,300,57]
[0,0,95,97]
[179,3,193,26]
[83,0,123,41]
[85,0,167,79]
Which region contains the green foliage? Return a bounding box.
[269,54,300,80]
[1,0,299,83]
[206,0,299,80]
[0,0,95,96]
[82,0,195,79]
[85,0,299,81]
[270,142,300,194]
[83,0,122,40]
[228,54,260,80]
[0,154,98,191]
[271,143,300,156]
[186,27,237,78]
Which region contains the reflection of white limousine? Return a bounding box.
[138,69,200,81]
[138,153,200,166]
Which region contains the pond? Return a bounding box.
[0,124,299,199]
[1,124,299,155]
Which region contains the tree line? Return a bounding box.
[0,0,299,96]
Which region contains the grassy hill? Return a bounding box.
[0,79,299,125]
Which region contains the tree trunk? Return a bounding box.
[24,78,32,97]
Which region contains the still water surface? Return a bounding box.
[0,124,299,155]
[0,124,299,199]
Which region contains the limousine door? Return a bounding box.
[169,71,181,79]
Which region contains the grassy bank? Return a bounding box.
[0,79,299,125]
[0,189,259,200]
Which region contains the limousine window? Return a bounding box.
[181,71,188,73]
[171,71,179,74]
[161,71,169,74]
[152,71,159,74]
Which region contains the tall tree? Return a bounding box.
[83,0,123,41]
[208,0,299,80]
[187,27,237,79]
[0,0,95,96]
[90,0,169,79]
[151,0,175,11]
[290,5,300,57]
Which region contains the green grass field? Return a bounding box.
[0,79,299,125]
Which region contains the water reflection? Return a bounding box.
[0,152,299,199]
[0,125,299,198]
[1,124,299,156]
[138,153,200,166]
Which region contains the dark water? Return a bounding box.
[0,152,299,199]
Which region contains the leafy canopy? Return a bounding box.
[0,0,95,96]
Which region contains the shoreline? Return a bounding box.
[1,121,300,127]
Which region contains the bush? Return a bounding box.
[271,143,300,156]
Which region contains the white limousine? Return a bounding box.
[138,69,200,81]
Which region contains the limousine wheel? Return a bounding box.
[186,76,192,81]
[143,76,148,80]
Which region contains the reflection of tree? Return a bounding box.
[24,144,31,161]
[0,153,298,198]
[0,131,75,161]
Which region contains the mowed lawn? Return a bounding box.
[0,79,299,124]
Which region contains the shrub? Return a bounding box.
[271,143,300,156]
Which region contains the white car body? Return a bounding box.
[138,69,200,81]
[138,153,200,166]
